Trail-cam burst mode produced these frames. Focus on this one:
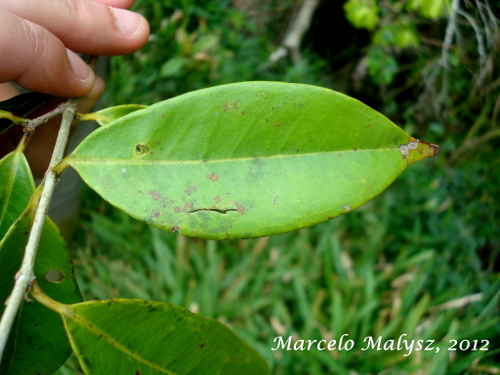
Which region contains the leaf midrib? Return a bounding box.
[67,147,399,166]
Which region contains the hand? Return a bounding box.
[0,0,149,98]
[0,0,150,177]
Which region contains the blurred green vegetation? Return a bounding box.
[61,0,499,373]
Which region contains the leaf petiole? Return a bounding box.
[29,281,70,316]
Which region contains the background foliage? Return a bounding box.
[60,0,499,373]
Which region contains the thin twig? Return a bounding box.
[437,0,460,111]
[23,102,72,132]
[0,102,77,362]
[456,7,487,67]
[449,127,500,163]
[269,0,320,64]
[440,0,460,70]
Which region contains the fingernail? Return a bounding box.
[112,7,143,35]
[67,50,93,82]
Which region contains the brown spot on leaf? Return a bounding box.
[366,125,372,129]
[182,203,194,212]
[222,103,230,112]
[274,122,281,127]
[185,186,197,195]
[241,111,247,115]
[153,212,161,218]
[214,196,221,203]
[338,153,343,157]
[174,207,181,213]
[147,190,162,201]
[232,101,238,109]
[157,141,162,145]
[233,201,245,215]
[206,174,219,182]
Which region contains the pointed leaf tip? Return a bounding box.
[427,141,440,156]
[400,137,439,165]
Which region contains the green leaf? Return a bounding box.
[160,56,188,78]
[0,147,34,238]
[80,104,148,127]
[344,0,380,30]
[33,296,270,375]
[63,82,439,239]
[407,0,450,19]
[0,156,82,374]
[0,92,53,135]
[366,49,399,85]
[373,22,420,48]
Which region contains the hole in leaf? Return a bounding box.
[135,144,149,155]
[45,269,64,283]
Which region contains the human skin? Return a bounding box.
[0,0,150,177]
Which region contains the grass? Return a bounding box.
[56,157,500,374]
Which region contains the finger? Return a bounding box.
[77,75,107,115]
[0,11,95,97]
[0,82,20,101]
[90,0,136,8]
[2,0,149,56]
